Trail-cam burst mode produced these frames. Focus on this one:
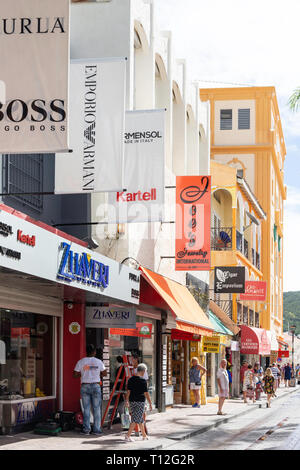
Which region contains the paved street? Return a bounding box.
[165,388,300,451]
[0,385,298,450]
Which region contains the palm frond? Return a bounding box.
[288,87,300,111]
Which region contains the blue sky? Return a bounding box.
[155,0,300,291]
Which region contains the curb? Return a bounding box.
[146,387,300,450]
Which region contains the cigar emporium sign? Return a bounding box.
[0,0,70,153]
[175,176,211,271]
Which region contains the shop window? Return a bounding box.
[0,310,54,399]
[2,154,45,213]
[108,316,157,407]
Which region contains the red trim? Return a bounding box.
[0,203,88,248]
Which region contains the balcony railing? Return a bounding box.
[211,227,233,251]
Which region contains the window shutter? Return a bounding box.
[238,108,250,129]
[220,109,232,130]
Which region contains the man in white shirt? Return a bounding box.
[73,344,107,435]
[217,359,229,416]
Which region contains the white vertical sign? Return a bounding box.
[55,58,126,194]
[108,109,166,223]
[0,0,70,153]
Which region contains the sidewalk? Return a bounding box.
[0,385,298,450]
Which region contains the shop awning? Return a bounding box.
[277,336,289,350]
[209,300,240,335]
[240,325,271,355]
[266,330,279,351]
[208,311,233,336]
[139,266,214,336]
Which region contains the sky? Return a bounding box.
[155,0,300,292]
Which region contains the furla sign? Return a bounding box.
[0,0,69,153]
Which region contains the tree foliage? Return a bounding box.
[283,291,300,335]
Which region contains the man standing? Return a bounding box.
[217,359,229,415]
[73,344,107,436]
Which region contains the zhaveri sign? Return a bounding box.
[175,176,211,271]
[85,307,136,329]
[55,58,126,194]
[0,206,140,305]
[0,0,69,153]
[108,109,166,223]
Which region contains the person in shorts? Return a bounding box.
[124,364,152,442]
[189,357,207,408]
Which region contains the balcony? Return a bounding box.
[211,227,233,251]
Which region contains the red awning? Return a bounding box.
[171,329,202,342]
[139,266,214,337]
[240,325,271,355]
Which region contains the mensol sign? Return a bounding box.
[214,266,245,294]
[86,307,136,329]
[0,0,69,153]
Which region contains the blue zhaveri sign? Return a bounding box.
[57,242,109,288]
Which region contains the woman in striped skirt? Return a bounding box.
[125,364,152,441]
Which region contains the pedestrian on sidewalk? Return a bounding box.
[243,364,256,404]
[125,363,152,442]
[284,363,292,387]
[73,344,107,436]
[189,357,207,408]
[254,362,263,401]
[240,360,248,400]
[217,359,229,415]
[263,368,275,408]
[271,363,280,395]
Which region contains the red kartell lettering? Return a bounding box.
[117,188,157,202]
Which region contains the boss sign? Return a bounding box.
[175,176,211,271]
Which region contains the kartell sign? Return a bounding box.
[240,281,267,301]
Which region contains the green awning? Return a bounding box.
[208,311,234,336]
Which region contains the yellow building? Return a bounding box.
[200,86,286,341]
[210,160,266,328]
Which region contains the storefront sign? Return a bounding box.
[175,176,211,271]
[240,281,267,301]
[108,109,165,223]
[0,205,140,305]
[17,230,36,247]
[0,222,13,237]
[0,0,69,153]
[110,323,152,338]
[202,336,220,353]
[171,330,201,342]
[55,58,126,194]
[69,322,81,335]
[240,325,271,355]
[214,267,245,293]
[85,307,136,329]
[57,242,110,289]
[278,350,289,358]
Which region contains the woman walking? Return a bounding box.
[263,368,275,408]
[243,364,256,403]
[189,357,207,408]
[124,364,152,442]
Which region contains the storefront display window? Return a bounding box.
[0,309,54,400]
[109,316,157,407]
